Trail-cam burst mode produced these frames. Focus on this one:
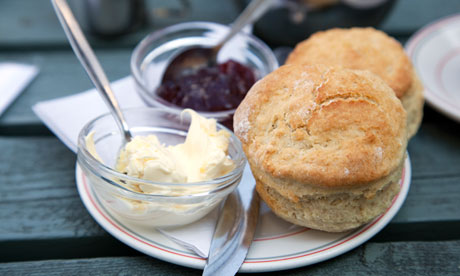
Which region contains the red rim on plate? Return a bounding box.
[405,13,460,122]
[76,156,411,272]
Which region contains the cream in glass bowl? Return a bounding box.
[77,108,246,227]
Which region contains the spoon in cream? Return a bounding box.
[51,0,132,142]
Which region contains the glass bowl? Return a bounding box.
[130,21,279,129]
[77,108,246,227]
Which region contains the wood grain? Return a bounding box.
[0,134,459,262]
[0,137,105,241]
[0,241,459,275]
[1,0,460,273]
[0,50,130,127]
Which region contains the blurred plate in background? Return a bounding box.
[406,14,460,122]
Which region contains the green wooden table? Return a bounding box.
[1,0,460,275]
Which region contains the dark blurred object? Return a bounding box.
[250,0,397,47]
[84,0,145,37]
[152,0,191,19]
[68,0,146,38]
[70,0,192,38]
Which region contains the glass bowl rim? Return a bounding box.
[129,21,279,117]
[77,107,247,198]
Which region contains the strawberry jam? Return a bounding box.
[157,60,256,112]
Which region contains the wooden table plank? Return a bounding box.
[1,0,459,274]
[3,104,460,180]
[0,134,459,262]
[380,0,460,35]
[1,1,459,127]
[407,120,460,180]
[0,49,130,127]
[0,136,138,263]
[2,48,460,130]
[0,137,106,240]
[1,240,459,275]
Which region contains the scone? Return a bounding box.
[234,64,407,232]
[285,27,423,138]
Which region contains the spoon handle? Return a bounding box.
[215,0,276,51]
[51,0,132,141]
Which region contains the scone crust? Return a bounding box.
[255,160,403,232]
[401,72,424,138]
[285,27,413,99]
[234,64,407,188]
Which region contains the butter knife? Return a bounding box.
[203,185,259,276]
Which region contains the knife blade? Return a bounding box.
[203,185,259,276]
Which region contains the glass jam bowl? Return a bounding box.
[77,108,246,227]
[130,21,279,129]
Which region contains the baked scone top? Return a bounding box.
[285,27,413,98]
[234,64,407,188]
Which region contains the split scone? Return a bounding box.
[286,27,423,138]
[234,64,407,232]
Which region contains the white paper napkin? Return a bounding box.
[0,63,39,116]
[33,76,142,152]
[158,207,220,258]
[32,76,255,258]
[158,165,256,258]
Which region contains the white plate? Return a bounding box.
[406,13,460,122]
[76,156,411,273]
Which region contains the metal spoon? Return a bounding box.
[51,0,132,142]
[161,0,276,82]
